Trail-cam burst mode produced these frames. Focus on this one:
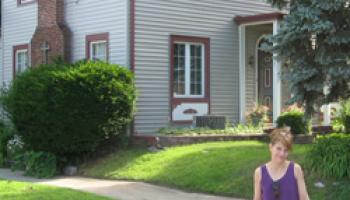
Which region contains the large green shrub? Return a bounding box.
[1,61,136,155]
[307,134,350,179]
[276,110,310,134]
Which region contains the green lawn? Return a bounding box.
[0,179,113,200]
[80,141,350,200]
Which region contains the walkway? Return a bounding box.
[0,168,244,200]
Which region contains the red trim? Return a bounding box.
[13,44,29,79]
[234,12,285,25]
[85,33,109,61]
[169,35,211,123]
[183,109,198,114]
[172,120,193,124]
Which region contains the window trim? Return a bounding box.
[17,0,36,6]
[170,35,211,122]
[13,44,29,78]
[86,33,109,62]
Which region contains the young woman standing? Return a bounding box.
[253,128,310,200]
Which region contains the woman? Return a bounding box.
[253,128,310,200]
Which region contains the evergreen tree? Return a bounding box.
[266,0,350,117]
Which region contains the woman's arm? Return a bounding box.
[253,167,262,200]
[294,163,310,200]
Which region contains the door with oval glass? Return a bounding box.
[258,39,273,121]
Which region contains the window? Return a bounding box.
[86,33,109,62]
[90,41,107,61]
[16,50,29,73]
[170,35,210,122]
[13,44,29,77]
[173,43,205,97]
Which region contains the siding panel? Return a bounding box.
[135,0,277,134]
[2,0,129,84]
[2,0,37,84]
[65,0,129,66]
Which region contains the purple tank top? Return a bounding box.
[261,161,299,200]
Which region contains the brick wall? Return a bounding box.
[31,0,71,67]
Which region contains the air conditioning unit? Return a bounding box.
[194,115,226,130]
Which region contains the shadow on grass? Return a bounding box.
[81,141,349,200]
[144,143,270,199]
[82,141,270,199]
[79,148,149,178]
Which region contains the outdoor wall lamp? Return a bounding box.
[248,55,255,67]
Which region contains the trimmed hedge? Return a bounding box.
[1,61,136,155]
[307,134,350,179]
[276,110,310,134]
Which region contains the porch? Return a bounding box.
[234,12,333,126]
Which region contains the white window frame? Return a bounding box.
[173,42,205,98]
[90,40,107,62]
[15,49,29,74]
[19,0,35,4]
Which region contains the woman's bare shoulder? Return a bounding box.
[293,162,304,178]
[293,162,302,171]
[254,164,264,178]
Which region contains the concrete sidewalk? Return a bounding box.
[0,168,244,200]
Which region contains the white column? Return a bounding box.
[239,25,246,123]
[322,86,331,126]
[273,20,282,125]
[323,104,331,126]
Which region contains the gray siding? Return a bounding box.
[0,40,2,85]
[1,0,129,85]
[2,0,37,84]
[65,0,129,66]
[134,0,277,134]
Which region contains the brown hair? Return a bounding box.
[270,127,294,150]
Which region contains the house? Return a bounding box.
[0,0,332,135]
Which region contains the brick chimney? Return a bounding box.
[31,0,71,67]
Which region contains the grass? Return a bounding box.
[0,179,114,200]
[80,141,350,200]
[158,123,263,135]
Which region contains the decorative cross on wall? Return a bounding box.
[40,41,50,64]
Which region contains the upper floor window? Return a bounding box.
[90,41,107,61]
[13,44,29,77]
[86,33,109,62]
